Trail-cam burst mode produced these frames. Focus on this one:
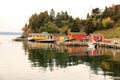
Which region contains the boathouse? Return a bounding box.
[68,32,87,41]
[52,34,68,42]
[52,35,59,41]
[37,32,50,40]
[28,32,50,41]
[89,34,104,42]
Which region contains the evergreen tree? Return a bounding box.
[50,9,55,21]
[84,20,95,34]
[71,20,80,32]
[55,12,63,27]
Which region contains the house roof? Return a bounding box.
[68,32,87,35]
[40,32,50,35]
[90,33,103,36]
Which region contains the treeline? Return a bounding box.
[22,4,120,37]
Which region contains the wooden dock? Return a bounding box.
[98,42,120,49]
[63,41,120,49]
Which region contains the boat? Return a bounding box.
[36,39,56,43]
[88,41,98,49]
[27,33,35,41]
[64,38,75,42]
[88,42,95,48]
[28,37,35,41]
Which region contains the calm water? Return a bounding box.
[0,35,120,80]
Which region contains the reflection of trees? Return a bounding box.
[22,41,29,54]
[29,48,59,68]
[101,60,120,77]
[28,48,83,70]
[79,56,110,73]
[26,45,120,78]
[28,47,105,70]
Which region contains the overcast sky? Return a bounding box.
[0,0,120,32]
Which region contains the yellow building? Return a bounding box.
[28,32,50,41]
[59,36,65,42]
[57,34,68,42]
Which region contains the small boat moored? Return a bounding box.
[88,42,98,49]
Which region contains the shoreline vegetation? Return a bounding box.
[20,4,120,39]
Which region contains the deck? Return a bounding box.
[63,41,120,49]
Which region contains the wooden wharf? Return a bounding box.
[63,41,120,49]
[98,42,120,49]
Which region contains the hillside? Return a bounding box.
[94,27,120,38]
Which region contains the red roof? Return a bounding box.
[68,32,87,35]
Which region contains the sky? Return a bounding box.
[0,0,120,32]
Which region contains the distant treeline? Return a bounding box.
[22,4,120,37]
[0,32,22,35]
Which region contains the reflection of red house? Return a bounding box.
[68,32,87,41]
[67,47,88,56]
[67,47,86,54]
[89,48,103,56]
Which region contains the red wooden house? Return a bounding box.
[68,32,87,41]
[89,34,104,42]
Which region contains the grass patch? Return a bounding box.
[94,27,120,39]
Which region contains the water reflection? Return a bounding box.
[22,41,120,79]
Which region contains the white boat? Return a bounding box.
[28,37,35,41]
[88,42,95,48]
[88,34,97,49]
[27,33,35,41]
[88,41,97,49]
